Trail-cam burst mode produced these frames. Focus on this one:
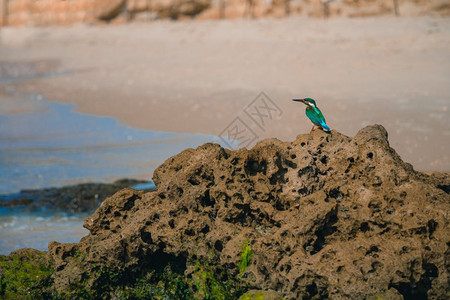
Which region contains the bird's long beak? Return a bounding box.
[292,98,305,103]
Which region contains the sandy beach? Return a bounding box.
[1,16,449,171]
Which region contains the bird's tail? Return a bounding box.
[321,124,331,132]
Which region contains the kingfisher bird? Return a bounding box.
[292,98,330,132]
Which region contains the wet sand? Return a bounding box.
[1,16,449,171]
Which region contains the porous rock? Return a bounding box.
[49,125,450,299]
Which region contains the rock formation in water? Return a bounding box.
[44,125,449,299]
[0,179,151,213]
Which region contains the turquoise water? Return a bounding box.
[0,92,225,253]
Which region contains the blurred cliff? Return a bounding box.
[0,0,449,27]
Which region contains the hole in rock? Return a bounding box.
[123,194,139,210]
[200,225,210,234]
[143,250,187,277]
[427,220,438,238]
[328,188,343,201]
[285,264,291,273]
[423,262,438,278]
[188,177,200,185]
[275,200,286,211]
[140,231,153,244]
[244,158,267,176]
[437,184,450,194]
[200,190,215,207]
[305,209,338,255]
[214,240,223,252]
[168,219,175,229]
[366,245,379,255]
[298,166,314,177]
[285,159,297,169]
[297,187,308,195]
[306,282,318,297]
[184,229,195,236]
[158,241,166,250]
[360,222,370,232]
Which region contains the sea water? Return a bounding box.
[0,92,226,254]
[0,92,224,194]
[0,209,90,254]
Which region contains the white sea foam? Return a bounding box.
[0,213,89,254]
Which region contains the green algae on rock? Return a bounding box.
[239,289,284,300]
[0,249,53,299]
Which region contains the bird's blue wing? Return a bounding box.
[305,107,325,126]
[306,107,330,130]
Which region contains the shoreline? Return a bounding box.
[0,178,155,254]
[1,17,449,171]
[0,88,225,194]
[0,178,154,212]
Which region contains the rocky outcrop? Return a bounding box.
[47,125,449,299]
